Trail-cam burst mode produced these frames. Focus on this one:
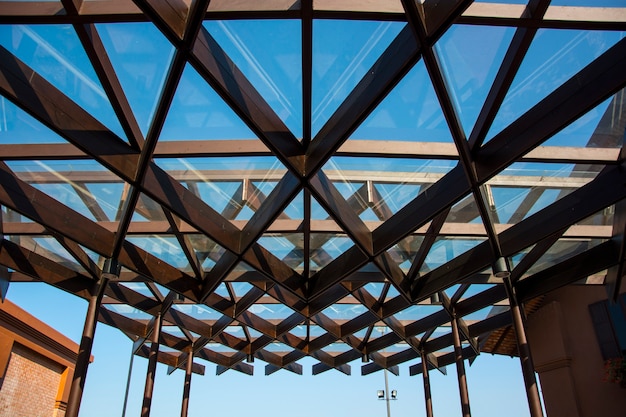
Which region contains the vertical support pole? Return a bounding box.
[121,342,136,417]
[420,349,434,417]
[451,314,471,417]
[180,347,194,417]
[65,275,109,417]
[141,313,162,417]
[383,368,392,417]
[504,277,544,417]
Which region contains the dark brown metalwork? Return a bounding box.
[451,314,471,417]
[0,1,624,413]
[141,313,162,417]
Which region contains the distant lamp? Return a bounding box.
[377,390,385,399]
[362,353,370,363]
[430,292,441,305]
[391,390,397,399]
[246,354,254,363]
[492,256,511,279]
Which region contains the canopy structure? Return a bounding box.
[0,0,625,385]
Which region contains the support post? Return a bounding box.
[180,348,194,417]
[451,314,471,417]
[420,349,434,417]
[65,275,109,417]
[141,313,162,417]
[504,276,544,417]
[121,342,136,417]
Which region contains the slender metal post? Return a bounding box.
[141,313,162,417]
[421,349,434,417]
[121,342,136,417]
[504,276,544,417]
[65,275,109,417]
[180,348,194,417]
[383,368,392,417]
[451,314,471,417]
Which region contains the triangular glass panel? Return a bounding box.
[488,162,604,223]
[126,235,193,274]
[258,233,304,273]
[289,323,308,339]
[312,19,405,138]
[1,206,29,223]
[310,232,355,273]
[445,191,483,225]
[104,304,153,320]
[322,156,457,221]
[386,234,424,273]
[444,283,463,299]
[384,284,400,302]
[229,282,253,298]
[205,19,303,138]
[5,159,126,223]
[543,86,626,148]
[154,156,285,223]
[213,282,231,299]
[576,204,614,227]
[0,24,127,141]
[434,24,515,136]
[78,243,103,267]
[247,297,295,321]
[190,235,225,274]
[349,60,454,144]
[367,324,389,341]
[171,302,222,321]
[321,299,368,321]
[96,22,175,137]
[487,29,626,141]
[524,236,606,277]
[364,282,385,299]
[160,63,258,141]
[131,193,166,223]
[0,96,67,144]
[6,235,87,273]
[224,325,246,339]
[420,236,488,275]
[118,281,156,299]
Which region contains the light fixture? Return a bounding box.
[246,354,254,363]
[430,292,441,305]
[362,353,370,363]
[377,390,385,399]
[391,390,397,399]
[492,256,511,278]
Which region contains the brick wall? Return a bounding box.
[0,343,64,417]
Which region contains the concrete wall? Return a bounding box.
[526,284,626,417]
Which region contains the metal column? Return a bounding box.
[420,349,434,417]
[65,275,109,417]
[451,315,471,417]
[504,277,544,417]
[180,348,194,417]
[141,313,162,417]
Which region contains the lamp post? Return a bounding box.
[377,369,397,417]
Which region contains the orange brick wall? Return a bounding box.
[0,343,65,417]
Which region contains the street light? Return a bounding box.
[377,371,397,417]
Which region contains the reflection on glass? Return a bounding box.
[205,20,303,138]
[0,25,126,140]
[313,20,405,137]
[420,237,487,274]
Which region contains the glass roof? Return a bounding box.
[0,0,624,378]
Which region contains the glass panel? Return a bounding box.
[6,159,125,223]
[229,282,252,297]
[0,24,126,141]
[155,156,285,221]
[263,342,292,353]
[420,237,487,274]
[321,302,368,321]
[387,235,424,273]
[392,304,442,322]
[310,233,354,272]
[188,234,225,273]
[6,235,86,273]
[487,163,603,224]
[435,24,515,135]
[0,96,67,144]
[171,303,222,320]
[160,63,257,141]
[105,304,152,320]
[524,238,607,276]
[205,19,302,138]
[96,22,174,136]
[488,29,626,140]
[247,302,295,320]
[350,60,453,143]
[258,233,303,272]
[364,282,385,299]
[544,88,625,148]
[313,20,405,137]
[322,157,457,221]
[126,235,193,273]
